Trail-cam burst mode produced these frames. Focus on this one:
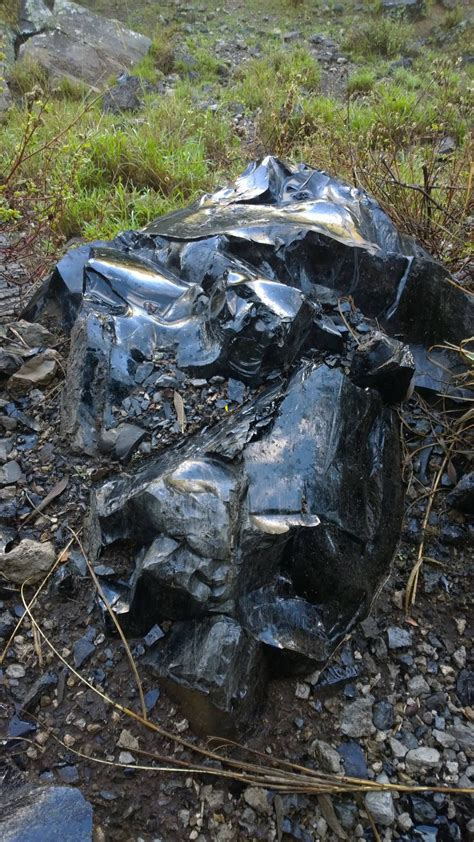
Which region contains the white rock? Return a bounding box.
[243,786,270,815]
[6,664,25,679]
[315,817,328,839]
[295,682,310,699]
[405,747,440,771]
[452,646,466,669]
[397,812,413,832]
[365,791,395,826]
[117,728,139,751]
[118,751,135,765]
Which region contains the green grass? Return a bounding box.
[8,58,50,96]
[228,46,321,112]
[347,69,377,96]
[0,82,242,239]
[1,0,472,270]
[0,0,18,26]
[343,15,414,58]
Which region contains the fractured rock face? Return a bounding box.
[23,155,472,735]
[85,360,403,732]
[23,157,471,456]
[143,616,267,737]
[7,349,59,396]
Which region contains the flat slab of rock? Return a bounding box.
[405,747,441,771]
[18,0,151,87]
[9,319,56,348]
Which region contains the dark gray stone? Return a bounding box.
[0,764,93,842]
[102,74,150,114]
[373,699,394,730]
[0,460,23,486]
[73,636,95,668]
[0,609,16,638]
[446,471,474,514]
[350,330,415,403]
[382,0,425,17]
[98,422,147,463]
[0,350,23,378]
[20,671,57,713]
[337,741,368,778]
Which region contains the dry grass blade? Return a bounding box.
[0,535,75,665]
[405,447,451,613]
[318,793,348,839]
[173,390,186,433]
[66,526,148,722]
[21,475,69,524]
[18,585,474,797]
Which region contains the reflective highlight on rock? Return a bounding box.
[23,156,472,735]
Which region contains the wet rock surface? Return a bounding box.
[24,156,462,732]
[0,146,472,842]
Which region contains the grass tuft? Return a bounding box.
[343,15,414,58]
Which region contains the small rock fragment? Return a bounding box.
[73,637,95,668]
[9,319,56,347]
[387,626,412,649]
[8,349,59,396]
[0,460,23,486]
[295,682,310,700]
[397,812,413,832]
[243,786,271,815]
[6,664,26,679]
[405,747,440,771]
[0,348,24,377]
[365,790,395,826]
[2,539,56,584]
[311,739,342,773]
[340,697,374,738]
[446,471,474,514]
[373,700,394,730]
[407,674,430,696]
[117,729,139,751]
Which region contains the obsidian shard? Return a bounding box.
[26,157,472,735]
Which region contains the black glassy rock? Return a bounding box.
[22,156,472,735]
